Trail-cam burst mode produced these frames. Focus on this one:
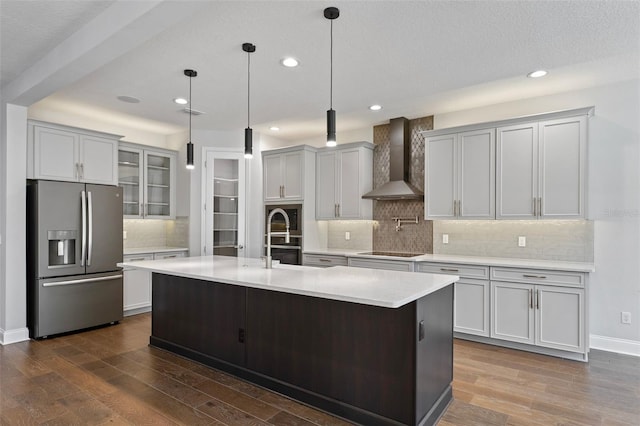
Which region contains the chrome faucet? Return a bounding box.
[265,208,290,269]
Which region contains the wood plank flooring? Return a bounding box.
[1,313,638,425]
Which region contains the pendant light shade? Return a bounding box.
[243,42,256,159]
[324,7,339,147]
[184,69,197,170]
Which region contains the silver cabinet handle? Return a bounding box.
[128,258,147,262]
[337,204,340,217]
[533,197,536,216]
[453,200,457,217]
[319,258,331,263]
[523,274,547,279]
[81,190,87,266]
[458,200,462,217]
[538,197,542,217]
[140,203,144,217]
[75,163,79,179]
[80,163,84,180]
[536,289,540,309]
[87,191,93,266]
[440,268,459,272]
[529,289,533,309]
[43,274,123,287]
[163,255,177,259]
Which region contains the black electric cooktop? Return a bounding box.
[357,251,423,258]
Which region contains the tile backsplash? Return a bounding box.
[372,116,434,253]
[123,217,189,250]
[433,220,594,262]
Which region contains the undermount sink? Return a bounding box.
[357,251,424,258]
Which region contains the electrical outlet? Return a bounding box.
[123,231,127,240]
[518,236,526,247]
[621,312,631,324]
[345,231,350,241]
[442,234,449,244]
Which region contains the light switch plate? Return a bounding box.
[345,231,350,241]
[442,234,449,244]
[518,236,526,247]
[123,231,127,240]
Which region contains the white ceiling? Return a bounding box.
[2,0,639,141]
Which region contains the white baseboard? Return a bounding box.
[590,334,640,357]
[0,327,30,345]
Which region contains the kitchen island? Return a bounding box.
[118,255,458,426]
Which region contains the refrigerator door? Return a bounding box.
[34,180,86,278]
[30,271,123,338]
[85,184,123,275]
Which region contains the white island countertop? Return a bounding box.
[118,255,458,309]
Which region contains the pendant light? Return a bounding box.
[324,6,339,147]
[243,43,256,159]
[184,69,197,170]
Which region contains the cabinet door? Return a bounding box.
[263,154,283,201]
[454,279,490,337]
[316,151,337,219]
[539,116,586,219]
[459,129,495,219]
[144,151,176,219]
[33,126,79,181]
[496,123,538,219]
[535,285,584,353]
[80,135,118,185]
[337,149,362,218]
[425,134,456,219]
[490,282,534,345]
[282,152,303,200]
[204,151,246,258]
[119,147,143,218]
[123,254,153,314]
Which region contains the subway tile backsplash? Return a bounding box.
[433,220,594,262]
[327,221,374,250]
[123,217,189,250]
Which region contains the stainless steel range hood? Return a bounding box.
[362,117,424,200]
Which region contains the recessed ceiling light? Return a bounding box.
[281,57,299,68]
[117,95,140,103]
[527,70,548,78]
[269,126,280,131]
[174,98,188,105]
[369,104,382,111]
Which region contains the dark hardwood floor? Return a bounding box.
[1,313,638,425]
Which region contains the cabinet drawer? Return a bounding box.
[348,258,414,272]
[416,262,489,279]
[123,254,153,266]
[153,251,187,260]
[303,254,348,267]
[491,267,584,288]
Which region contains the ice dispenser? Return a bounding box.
[47,230,76,267]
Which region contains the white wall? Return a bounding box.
[435,79,640,352]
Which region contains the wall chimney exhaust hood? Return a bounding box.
[362,117,424,201]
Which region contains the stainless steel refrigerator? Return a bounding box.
[27,180,124,338]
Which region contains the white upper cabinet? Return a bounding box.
[316,143,373,220]
[263,150,303,201]
[29,120,120,185]
[119,143,177,220]
[425,129,495,220]
[497,116,586,219]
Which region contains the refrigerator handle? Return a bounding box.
[87,191,93,266]
[81,190,87,266]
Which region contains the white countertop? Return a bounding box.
[124,247,189,256]
[303,249,594,272]
[118,255,458,308]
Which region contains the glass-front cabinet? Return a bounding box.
[118,143,176,219]
[203,150,245,257]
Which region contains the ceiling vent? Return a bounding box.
[182,107,205,116]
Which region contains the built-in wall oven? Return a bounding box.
[265,204,302,265]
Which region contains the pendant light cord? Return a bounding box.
[330,18,333,109]
[247,50,251,128]
[189,74,192,141]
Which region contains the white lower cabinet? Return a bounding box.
[416,262,490,337]
[302,254,348,268]
[490,278,585,353]
[123,254,153,315]
[123,250,187,315]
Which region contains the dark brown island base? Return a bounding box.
[119,256,457,426]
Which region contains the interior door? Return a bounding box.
[85,184,123,274]
[204,150,246,257]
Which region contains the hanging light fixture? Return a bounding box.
[324,7,339,147]
[184,69,197,169]
[243,43,256,159]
